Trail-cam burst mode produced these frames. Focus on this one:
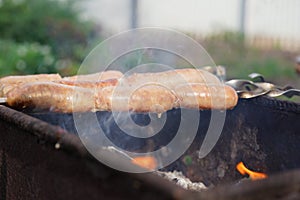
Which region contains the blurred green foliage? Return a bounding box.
[0,0,297,87]
[0,0,98,76]
[201,31,298,84]
[0,40,55,75]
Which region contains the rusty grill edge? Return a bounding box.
[1,96,300,199]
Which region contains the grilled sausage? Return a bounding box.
[55,79,119,89]
[0,74,62,97]
[6,83,176,113]
[95,85,177,113]
[95,84,237,112]
[0,84,15,97]
[63,70,123,81]
[0,74,62,84]
[5,69,238,113]
[122,68,221,89]
[0,71,123,97]
[6,82,96,113]
[174,84,238,110]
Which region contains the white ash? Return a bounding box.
[156,171,207,191]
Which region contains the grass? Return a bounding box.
[195,31,299,87]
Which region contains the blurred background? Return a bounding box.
[0,0,299,86]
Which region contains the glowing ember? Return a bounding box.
[131,156,157,170]
[236,162,267,180]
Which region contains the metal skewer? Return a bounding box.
[226,74,300,99]
[0,97,7,104]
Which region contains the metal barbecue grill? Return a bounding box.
[0,92,300,199]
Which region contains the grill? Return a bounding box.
[0,96,300,199]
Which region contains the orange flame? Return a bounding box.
[236,162,267,180]
[131,156,157,170]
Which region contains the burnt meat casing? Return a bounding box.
[6,82,96,113]
[0,74,62,97]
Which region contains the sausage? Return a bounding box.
[4,69,238,113]
[55,79,119,89]
[95,85,177,113]
[0,71,123,97]
[174,84,238,110]
[6,82,238,113]
[6,82,96,113]
[96,84,237,113]
[6,83,174,113]
[0,83,15,97]
[63,70,123,81]
[0,74,62,97]
[122,68,221,89]
[0,74,62,84]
